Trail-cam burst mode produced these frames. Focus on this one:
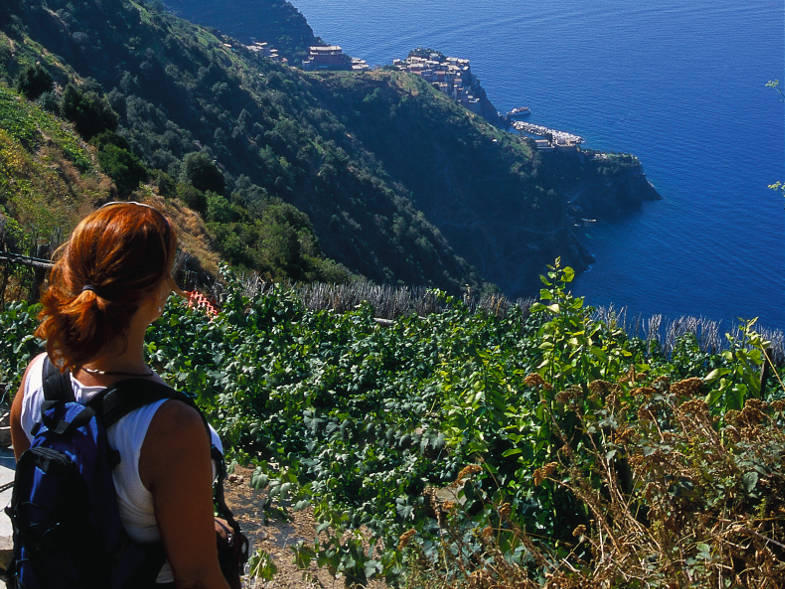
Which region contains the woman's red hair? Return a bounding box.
[36,202,177,372]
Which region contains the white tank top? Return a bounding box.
[19,353,223,583]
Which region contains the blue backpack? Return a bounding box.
[5,357,237,589]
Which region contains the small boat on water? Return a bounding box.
[507,106,531,118]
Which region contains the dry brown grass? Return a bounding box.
[141,192,220,276]
[404,378,785,588]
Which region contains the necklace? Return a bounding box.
[81,365,154,378]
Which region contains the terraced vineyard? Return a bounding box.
[3,263,784,587]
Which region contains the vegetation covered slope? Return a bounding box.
[311,70,588,294]
[0,83,107,236]
[0,78,222,298]
[0,80,113,305]
[1,0,478,290]
[0,0,657,298]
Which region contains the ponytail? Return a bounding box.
[36,202,177,372]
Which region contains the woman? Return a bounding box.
[9,201,230,589]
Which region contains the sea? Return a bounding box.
[290,0,785,331]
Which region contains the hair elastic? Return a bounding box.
[81,285,99,295]
[99,200,158,211]
[99,200,172,230]
[97,201,175,258]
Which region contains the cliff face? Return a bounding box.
[540,148,661,219]
[312,71,610,297]
[468,75,504,126]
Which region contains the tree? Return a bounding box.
[90,131,146,197]
[176,183,207,214]
[16,63,53,101]
[61,84,118,139]
[181,151,225,195]
[97,144,147,197]
[205,192,238,223]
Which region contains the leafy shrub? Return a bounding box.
[61,83,118,140]
[92,133,148,196]
[35,91,60,115]
[403,386,785,588]
[0,300,41,393]
[16,63,52,101]
[181,151,225,195]
[205,192,237,223]
[176,182,207,214]
[151,169,176,198]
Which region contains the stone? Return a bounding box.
[0,462,15,575]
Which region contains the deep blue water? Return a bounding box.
[291,0,785,330]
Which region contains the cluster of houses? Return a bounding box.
[239,42,371,71]
[245,41,288,63]
[244,41,286,64]
[392,52,483,114]
[236,38,584,151]
[301,46,369,71]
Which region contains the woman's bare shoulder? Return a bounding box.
[148,398,205,436]
[139,398,209,490]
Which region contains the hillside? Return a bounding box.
[0,83,108,238]
[0,0,658,298]
[0,80,219,296]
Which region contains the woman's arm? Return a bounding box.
[140,400,230,589]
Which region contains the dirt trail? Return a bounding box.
[225,467,387,589]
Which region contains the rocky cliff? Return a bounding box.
[310,71,659,297]
[541,148,661,219]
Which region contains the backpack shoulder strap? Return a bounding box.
[91,379,205,430]
[42,355,75,402]
[94,378,249,565]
